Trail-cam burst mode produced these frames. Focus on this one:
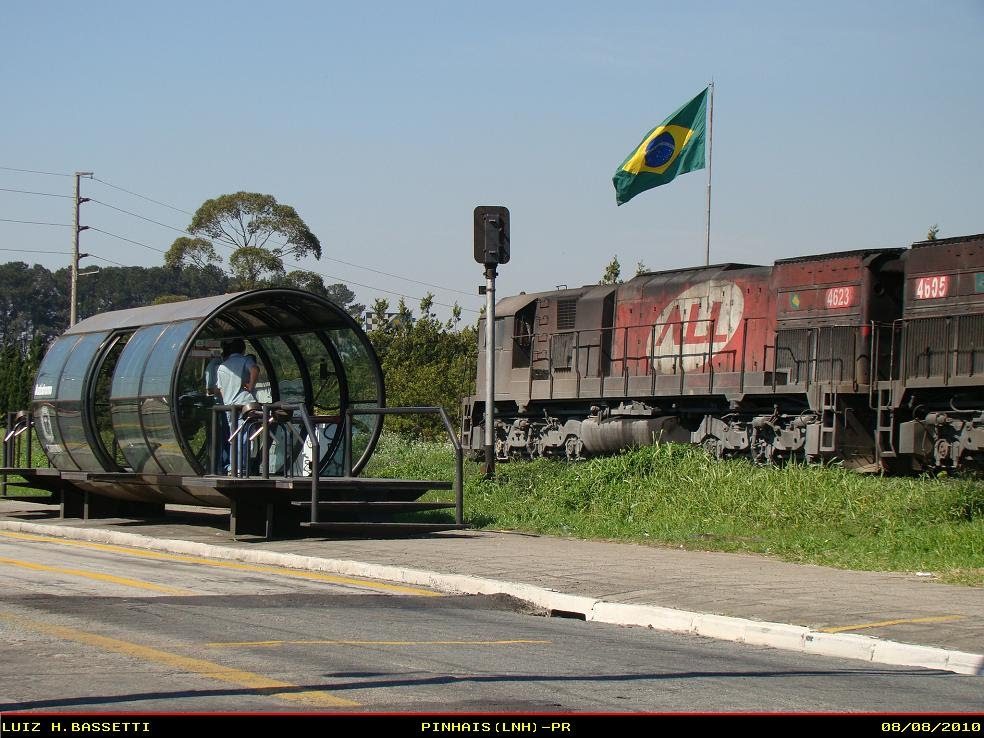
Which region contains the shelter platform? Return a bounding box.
[0,467,464,538]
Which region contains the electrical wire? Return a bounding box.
[0,218,72,227]
[89,176,476,299]
[91,176,192,215]
[2,168,479,312]
[0,247,126,269]
[0,248,71,255]
[0,166,74,178]
[87,225,475,310]
[0,187,72,199]
[90,199,192,237]
[86,253,129,268]
[87,227,168,255]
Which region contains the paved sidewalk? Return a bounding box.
[1,498,981,676]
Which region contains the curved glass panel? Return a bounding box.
[110,325,167,473]
[91,333,131,471]
[174,338,219,471]
[327,328,383,470]
[280,332,345,475]
[55,331,110,471]
[255,336,306,406]
[141,321,197,474]
[32,335,83,470]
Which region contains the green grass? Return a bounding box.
[365,434,984,586]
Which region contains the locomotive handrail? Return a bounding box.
[342,406,463,526]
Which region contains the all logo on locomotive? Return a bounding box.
[461,233,984,473]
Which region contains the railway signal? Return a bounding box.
[474,206,510,478]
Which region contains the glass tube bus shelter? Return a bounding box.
[30,289,384,508]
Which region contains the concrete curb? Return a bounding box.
[3,519,982,677]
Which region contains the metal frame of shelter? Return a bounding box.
[32,289,385,507]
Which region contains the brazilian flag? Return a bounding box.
[613,87,708,206]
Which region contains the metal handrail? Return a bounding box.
[210,402,328,519]
[343,406,464,526]
[2,411,37,496]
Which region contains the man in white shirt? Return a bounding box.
[217,338,259,407]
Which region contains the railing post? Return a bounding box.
[1,412,8,496]
[343,411,353,477]
[25,412,32,468]
[574,330,581,398]
[209,408,218,475]
[434,407,464,526]
[649,324,657,396]
[261,405,270,479]
[310,414,320,523]
[229,406,240,478]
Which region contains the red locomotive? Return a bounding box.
[462,233,984,473]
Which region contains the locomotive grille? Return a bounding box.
[776,327,859,383]
[816,327,856,383]
[905,317,948,380]
[956,314,984,377]
[557,299,577,330]
[775,329,810,383]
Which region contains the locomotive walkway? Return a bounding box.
[0,498,981,677]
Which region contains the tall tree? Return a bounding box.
[600,256,622,285]
[165,192,321,290]
[369,301,478,440]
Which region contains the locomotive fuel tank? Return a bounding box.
[580,403,691,455]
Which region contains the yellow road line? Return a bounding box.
[0,556,192,595]
[0,530,439,597]
[209,638,552,648]
[820,615,964,633]
[0,611,360,708]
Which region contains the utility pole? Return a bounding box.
[70,171,93,327]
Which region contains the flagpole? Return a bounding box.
[704,80,714,266]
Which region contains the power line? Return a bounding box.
[2,171,475,309]
[0,187,72,198]
[0,248,71,255]
[90,198,192,237]
[88,224,474,311]
[0,247,127,268]
[88,227,168,255]
[0,217,72,227]
[89,176,476,299]
[0,165,74,178]
[0,170,478,311]
[91,176,192,216]
[86,252,129,268]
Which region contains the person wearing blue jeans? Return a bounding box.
[204,347,232,473]
[216,339,259,474]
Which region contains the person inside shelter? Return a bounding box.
[214,338,259,473]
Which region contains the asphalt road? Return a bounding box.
[0,531,980,713]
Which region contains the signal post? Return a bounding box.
[474,206,510,478]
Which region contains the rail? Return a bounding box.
[341,406,463,526]
[2,410,49,497]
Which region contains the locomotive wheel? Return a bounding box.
[563,434,583,462]
[699,435,722,460]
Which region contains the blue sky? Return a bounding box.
[2,1,982,319]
